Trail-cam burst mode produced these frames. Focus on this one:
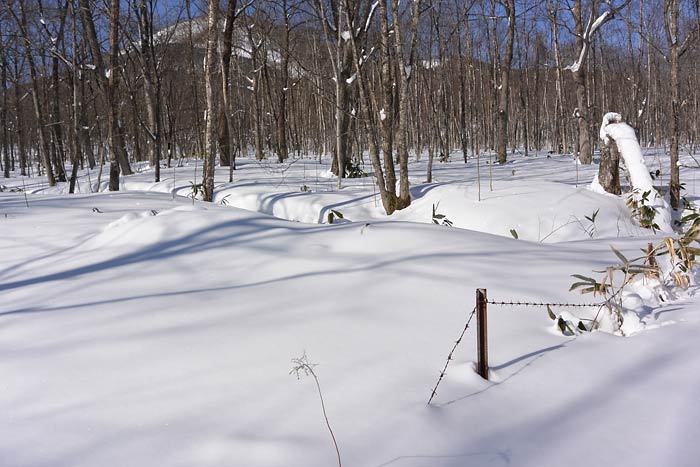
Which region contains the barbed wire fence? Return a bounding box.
[428,306,477,405]
[485,300,606,308]
[428,289,608,405]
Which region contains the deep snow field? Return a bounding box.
[1,149,700,467]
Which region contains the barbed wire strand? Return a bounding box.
[486,299,606,308]
[428,306,477,405]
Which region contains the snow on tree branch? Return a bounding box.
[359,1,380,36]
[565,1,632,72]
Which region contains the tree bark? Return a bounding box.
[277,0,290,163]
[138,0,162,182]
[1,37,9,178]
[218,0,238,167]
[599,137,621,194]
[391,0,420,209]
[17,0,55,186]
[202,0,219,202]
[496,0,515,165]
[666,0,680,209]
[342,0,397,214]
[79,0,130,191]
[572,0,592,164]
[378,0,396,193]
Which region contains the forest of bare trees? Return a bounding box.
[1,0,699,213]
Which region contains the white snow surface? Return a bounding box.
[2,149,700,466]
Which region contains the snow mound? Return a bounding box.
[392,181,637,242]
[87,205,217,249]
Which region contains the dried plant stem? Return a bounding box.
[291,354,341,467]
[309,369,341,467]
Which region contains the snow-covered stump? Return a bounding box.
[597,112,674,233]
[598,118,621,195]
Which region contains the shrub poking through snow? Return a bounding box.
[626,189,660,232]
[570,246,657,334]
[327,209,346,224]
[431,203,453,227]
[571,218,700,334]
[188,181,204,201]
[546,306,579,335]
[345,161,368,178]
[0,185,24,193]
[583,209,600,237]
[656,211,700,288]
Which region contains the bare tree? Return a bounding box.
[218,0,240,168]
[664,0,699,208]
[11,0,56,185]
[79,0,132,191]
[0,32,9,178]
[316,0,374,184]
[136,0,163,182]
[495,0,515,165]
[202,0,219,202]
[566,0,631,165]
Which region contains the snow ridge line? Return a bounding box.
[486,300,605,309]
[428,306,478,405]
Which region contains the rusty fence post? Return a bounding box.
[476,288,489,380]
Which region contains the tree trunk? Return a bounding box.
[218,0,238,167]
[69,0,81,193]
[138,0,162,182]
[202,0,219,202]
[599,136,621,195]
[277,0,290,163]
[573,0,592,164]
[1,39,9,178]
[51,53,67,182]
[378,0,396,194]
[343,0,397,214]
[107,0,123,189]
[18,0,55,186]
[12,60,27,176]
[666,0,680,209]
[496,0,515,165]
[391,0,419,209]
[79,0,129,191]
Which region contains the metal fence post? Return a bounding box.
[476,288,489,380]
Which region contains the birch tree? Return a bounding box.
[202,0,219,202]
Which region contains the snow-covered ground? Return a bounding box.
[1,149,699,466]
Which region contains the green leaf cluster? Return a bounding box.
[626,189,660,232]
